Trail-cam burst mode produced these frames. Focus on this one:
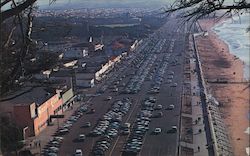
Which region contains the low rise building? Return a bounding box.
[63,47,88,59]
[95,55,122,81]
[0,86,74,138]
[75,73,95,88]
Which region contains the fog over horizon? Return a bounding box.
[38,0,171,9]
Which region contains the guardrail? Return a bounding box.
[192,33,218,156]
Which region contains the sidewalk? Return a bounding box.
[190,58,209,156]
[22,101,83,155]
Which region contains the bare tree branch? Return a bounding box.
[0,0,12,8]
[0,0,36,23]
[165,0,250,22]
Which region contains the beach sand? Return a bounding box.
[196,19,249,156]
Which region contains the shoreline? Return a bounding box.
[196,18,249,156]
[211,16,250,80]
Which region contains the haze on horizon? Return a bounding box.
[38,0,172,9]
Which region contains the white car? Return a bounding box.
[172,126,177,131]
[78,134,85,141]
[75,149,83,156]
[49,147,59,152]
[154,128,162,134]
[170,83,177,87]
[112,88,118,92]
[155,105,163,110]
[106,96,112,100]
[167,104,175,110]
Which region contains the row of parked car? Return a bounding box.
[42,137,64,156]
[123,90,180,154]
[41,104,89,156]
[168,39,176,53]
[124,54,157,94]
[148,54,170,94]
[57,105,90,135]
[152,39,166,53]
[90,98,132,155]
[121,37,163,95]
[123,97,156,154]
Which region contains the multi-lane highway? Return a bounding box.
[47,16,191,156]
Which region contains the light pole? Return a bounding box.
[22,126,28,145]
[39,140,41,156]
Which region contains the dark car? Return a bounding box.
[87,109,95,114]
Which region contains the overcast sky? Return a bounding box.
[38,0,171,9]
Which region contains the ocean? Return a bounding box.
[213,14,250,80]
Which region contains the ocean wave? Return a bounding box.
[213,14,250,79]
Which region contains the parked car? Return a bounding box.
[112,88,118,92]
[85,122,91,127]
[154,128,162,134]
[122,129,130,135]
[166,104,175,110]
[167,126,177,133]
[78,134,86,141]
[170,83,177,87]
[106,96,112,101]
[87,109,95,114]
[75,149,83,156]
[58,128,69,135]
[154,105,162,110]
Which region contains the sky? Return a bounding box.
[38,0,171,9]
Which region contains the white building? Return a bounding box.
[95,55,122,81]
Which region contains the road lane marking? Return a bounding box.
[109,96,141,156]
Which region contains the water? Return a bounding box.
[213,14,250,80]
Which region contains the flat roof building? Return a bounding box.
[0,86,74,138]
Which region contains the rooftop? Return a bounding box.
[50,70,73,77]
[0,87,56,107]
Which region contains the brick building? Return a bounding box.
[0,87,74,138]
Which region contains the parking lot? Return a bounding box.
[41,17,189,156]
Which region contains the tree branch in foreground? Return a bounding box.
[0,0,36,23]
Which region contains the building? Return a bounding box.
[63,60,78,67]
[63,47,88,59]
[94,44,104,51]
[60,88,75,111]
[95,55,122,81]
[75,73,95,88]
[0,87,74,138]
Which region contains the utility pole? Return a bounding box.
[57,112,60,130]
[39,140,41,156]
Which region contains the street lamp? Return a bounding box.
[23,126,29,143]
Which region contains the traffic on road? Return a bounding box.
[42,17,188,156]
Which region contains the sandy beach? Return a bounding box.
[196,18,249,156]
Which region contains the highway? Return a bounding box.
[55,16,190,156]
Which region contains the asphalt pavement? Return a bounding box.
[56,17,191,156]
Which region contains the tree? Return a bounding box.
[1,0,56,23]
[0,116,24,154]
[1,0,37,95]
[0,0,57,95]
[165,0,250,21]
[1,0,36,23]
